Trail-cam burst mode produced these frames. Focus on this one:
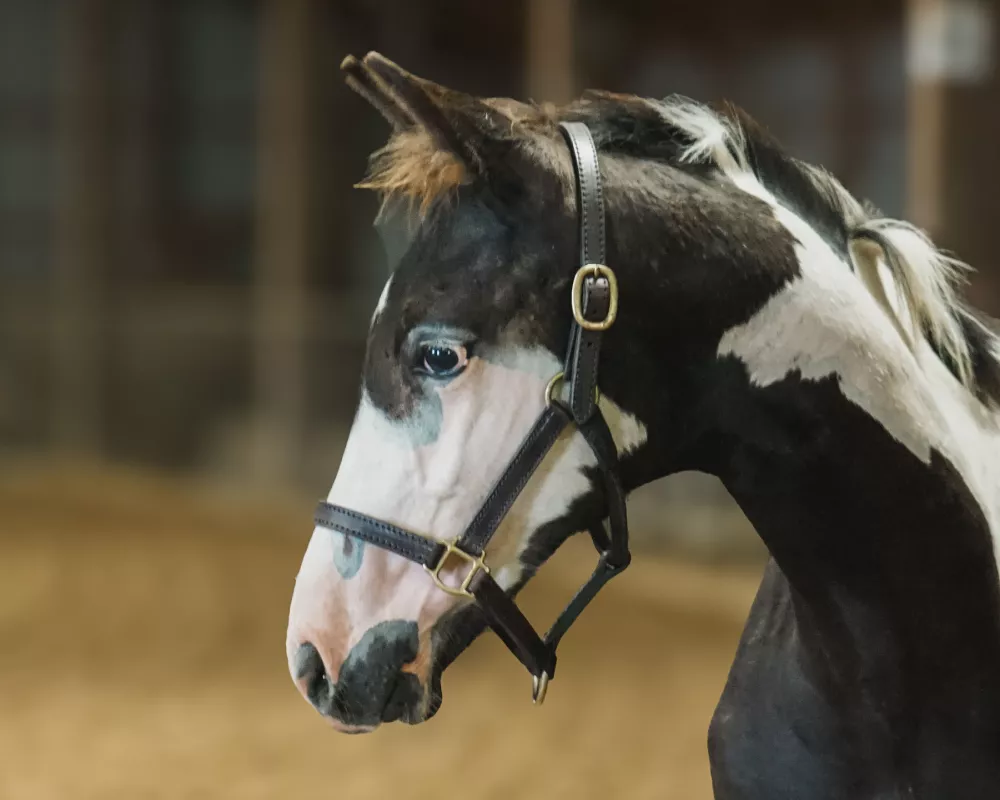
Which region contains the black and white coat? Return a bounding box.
[287,54,1000,799]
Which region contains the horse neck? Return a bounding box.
[676,241,1000,700]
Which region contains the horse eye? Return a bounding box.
[420,343,467,377]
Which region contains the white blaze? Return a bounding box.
[287,344,648,690]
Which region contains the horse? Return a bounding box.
[285,52,1000,798]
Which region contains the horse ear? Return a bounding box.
[340,55,414,130]
[343,52,509,179]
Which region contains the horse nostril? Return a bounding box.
[292,623,424,726]
[294,642,334,714]
[335,620,421,725]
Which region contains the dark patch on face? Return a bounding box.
[374,198,420,271]
[316,619,424,727]
[362,191,571,421]
[332,531,365,579]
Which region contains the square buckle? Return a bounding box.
[424,540,489,598]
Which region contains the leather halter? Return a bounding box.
[314,122,630,704]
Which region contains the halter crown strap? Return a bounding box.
[560,121,606,266]
[559,122,613,425]
[313,119,630,704]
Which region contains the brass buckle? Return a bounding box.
[424,540,489,599]
[532,671,550,705]
[571,264,618,331]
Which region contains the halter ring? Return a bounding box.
[545,371,599,408]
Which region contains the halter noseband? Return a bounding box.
[314,122,630,704]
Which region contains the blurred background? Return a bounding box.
[0,1,997,797]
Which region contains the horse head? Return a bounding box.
[286,52,1000,735]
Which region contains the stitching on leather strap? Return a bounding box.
[315,503,441,565]
[477,412,565,539]
[461,406,568,551]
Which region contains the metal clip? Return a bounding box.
[532,671,550,705]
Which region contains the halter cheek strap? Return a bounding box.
[314,121,630,704]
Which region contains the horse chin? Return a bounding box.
[324,683,439,733]
[388,687,440,726]
[418,671,444,723]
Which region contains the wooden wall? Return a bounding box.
[2,0,996,483]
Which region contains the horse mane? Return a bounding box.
[640,96,1000,406]
[355,89,1000,405]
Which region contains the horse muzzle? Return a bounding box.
[291,620,434,729]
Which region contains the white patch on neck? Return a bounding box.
[719,245,941,461]
[717,188,1000,570]
[598,395,648,456]
[653,95,987,394]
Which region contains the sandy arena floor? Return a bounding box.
[0,464,760,799]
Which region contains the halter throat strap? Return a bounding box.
[313,121,630,703]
